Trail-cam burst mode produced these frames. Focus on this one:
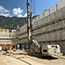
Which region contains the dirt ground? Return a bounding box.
[0,50,65,65]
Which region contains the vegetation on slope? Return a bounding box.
[0,15,38,30]
[0,16,27,29]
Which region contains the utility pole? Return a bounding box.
[26,0,32,51]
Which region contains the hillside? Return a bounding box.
[0,15,38,30]
[0,16,27,29]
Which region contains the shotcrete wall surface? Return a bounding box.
[0,32,13,44]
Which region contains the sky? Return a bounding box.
[0,0,61,18]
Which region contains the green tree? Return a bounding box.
[44,9,47,12]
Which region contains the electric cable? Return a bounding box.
[33,0,36,15]
[30,0,32,11]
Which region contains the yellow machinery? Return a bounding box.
[0,45,2,51]
[9,44,13,51]
[9,44,16,51]
[0,45,1,47]
[0,44,16,51]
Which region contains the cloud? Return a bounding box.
[0,13,10,17]
[0,6,9,13]
[17,14,23,17]
[17,13,27,18]
[9,15,13,17]
[13,7,23,15]
[0,5,10,17]
[0,6,27,17]
[13,7,27,18]
[23,13,27,17]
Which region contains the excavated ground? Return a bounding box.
[0,50,65,65]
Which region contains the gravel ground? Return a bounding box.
[0,50,65,65]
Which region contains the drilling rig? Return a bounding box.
[26,0,63,57]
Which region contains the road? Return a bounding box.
[0,50,65,65]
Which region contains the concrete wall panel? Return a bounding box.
[38,13,44,20]
[19,34,27,39]
[20,24,27,34]
[44,10,49,17]
[59,42,65,54]
[50,5,56,14]
[54,11,63,21]
[57,0,65,10]
[62,30,65,40]
[62,20,65,27]
[21,38,28,43]
[48,13,55,22]
[34,17,38,22]
[57,21,63,28]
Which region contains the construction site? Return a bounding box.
[0,0,65,65]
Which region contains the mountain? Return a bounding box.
[0,16,27,30]
[0,15,38,30]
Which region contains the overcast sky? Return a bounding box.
[0,0,61,18]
